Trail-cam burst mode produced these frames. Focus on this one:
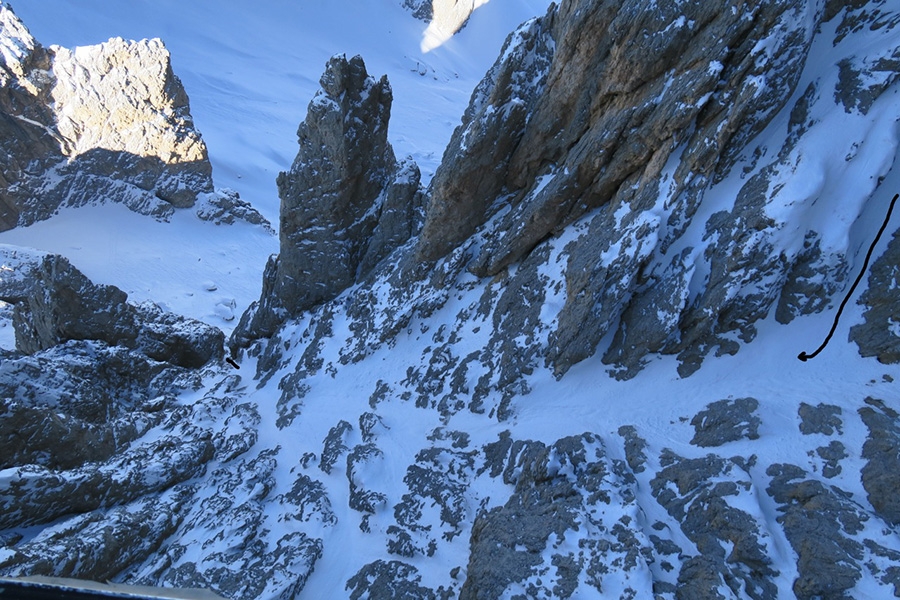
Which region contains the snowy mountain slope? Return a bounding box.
[1,1,900,599]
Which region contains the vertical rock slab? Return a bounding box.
[11,254,223,368]
[858,397,900,525]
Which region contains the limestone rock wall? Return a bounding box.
[230,54,423,349]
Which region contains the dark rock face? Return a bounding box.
[9,254,223,368]
[0,6,217,229]
[419,0,807,270]
[798,402,843,436]
[402,0,433,21]
[0,343,170,472]
[417,11,556,263]
[0,339,209,573]
[460,434,653,599]
[388,430,476,558]
[0,355,326,599]
[236,0,899,381]
[850,229,900,363]
[858,397,900,526]
[231,54,423,349]
[766,464,867,599]
[347,560,443,600]
[652,451,778,600]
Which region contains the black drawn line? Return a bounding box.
[798,192,899,362]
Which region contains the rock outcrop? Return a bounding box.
[0,4,265,230]
[690,398,761,447]
[230,54,423,349]
[850,229,900,363]
[3,251,223,368]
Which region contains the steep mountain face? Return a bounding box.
[416,0,898,379]
[0,5,264,230]
[2,1,900,599]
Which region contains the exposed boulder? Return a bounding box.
[231,54,423,349]
[0,5,218,229]
[9,254,223,368]
[815,441,846,479]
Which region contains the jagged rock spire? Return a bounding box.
[230,54,423,350]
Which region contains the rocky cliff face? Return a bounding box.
[2,1,900,599]
[0,4,265,230]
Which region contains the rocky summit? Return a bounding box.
[230,54,424,349]
[2,1,900,599]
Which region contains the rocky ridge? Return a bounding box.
[1,1,900,599]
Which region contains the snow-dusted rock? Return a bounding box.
[11,254,223,368]
[47,36,211,208]
[0,5,269,230]
[798,402,844,436]
[850,229,900,363]
[230,54,423,349]
[4,0,900,598]
[689,397,761,447]
[416,11,555,263]
[407,0,900,378]
[766,463,868,599]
